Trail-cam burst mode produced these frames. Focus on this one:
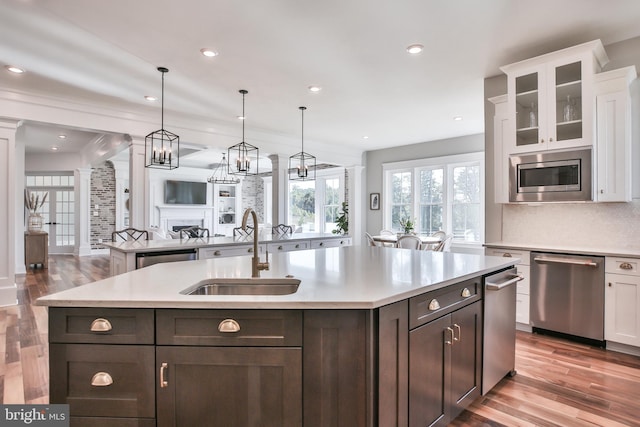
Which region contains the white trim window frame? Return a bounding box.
[382,152,485,247]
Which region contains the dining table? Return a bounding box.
[371,234,442,249]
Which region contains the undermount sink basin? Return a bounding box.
[180,278,301,296]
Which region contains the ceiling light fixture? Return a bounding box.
[289,106,316,181]
[208,152,240,184]
[453,116,463,121]
[144,95,157,101]
[406,44,424,54]
[58,134,67,139]
[200,48,218,57]
[51,146,59,151]
[6,65,24,74]
[145,67,179,169]
[228,89,258,176]
[308,85,322,93]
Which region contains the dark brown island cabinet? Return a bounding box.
[48,276,483,426]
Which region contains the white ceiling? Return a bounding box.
[2,0,640,168]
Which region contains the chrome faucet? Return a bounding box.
[241,208,269,277]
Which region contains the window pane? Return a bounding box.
[289,181,316,232]
[452,203,480,242]
[391,172,411,204]
[419,205,443,234]
[452,164,481,242]
[420,169,443,204]
[453,165,480,203]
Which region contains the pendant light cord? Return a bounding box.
[300,106,306,153]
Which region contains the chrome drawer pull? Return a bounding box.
[461,288,471,298]
[90,318,112,332]
[218,319,241,333]
[502,253,512,257]
[278,245,283,250]
[453,324,461,342]
[620,262,634,270]
[213,250,221,256]
[428,299,440,311]
[160,362,168,388]
[534,256,598,267]
[91,372,113,387]
[295,244,300,249]
[486,274,524,290]
[445,327,454,345]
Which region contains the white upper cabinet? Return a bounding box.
[500,40,609,155]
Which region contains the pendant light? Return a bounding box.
[207,152,240,184]
[228,89,258,176]
[145,67,179,169]
[289,106,316,181]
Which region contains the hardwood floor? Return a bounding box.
[3,254,640,426]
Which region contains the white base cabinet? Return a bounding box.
[605,257,640,348]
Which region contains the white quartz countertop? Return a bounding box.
[36,246,517,309]
[484,241,640,258]
[103,233,348,253]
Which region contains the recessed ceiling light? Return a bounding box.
[144,95,157,101]
[237,115,245,120]
[51,146,59,151]
[308,85,322,93]
[453,116,463,121]
[406,44,424,54]
[200,48,218,57]
[363,136,369,139]
[5,65,25,74]
[58,134,67,139]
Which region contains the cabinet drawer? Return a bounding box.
[516,265,530,295]
[49,344,155,418]
[486,248,530,265]
[409,277,481,330]
[156,309,303,346]
[266,241,309,252]
[198,244,261,259]
[49,308,154,344]
[606,257,640,275]
[310,238,351,249]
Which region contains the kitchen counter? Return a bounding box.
[485,241,640,258]
[36,246,516,309]
[103,232,345,253]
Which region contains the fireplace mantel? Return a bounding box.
[156,205,215,232]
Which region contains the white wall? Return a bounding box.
[365,133,484,236]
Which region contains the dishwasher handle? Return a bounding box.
[533,256,598,267]
[485,273,524,291]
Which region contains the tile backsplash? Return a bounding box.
[502,200,640,250]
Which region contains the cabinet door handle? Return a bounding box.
[319,242,324,246]
[445,327,454,345]
[213,250,221,256]
[502,253,512,257]
[278,245,283,250]
[540,138,545,143]
[218,318,241,333]
[90,318,112,332]
[160,362,168,388]
[453,324,461,342]
[248,248,253,253]
[549,137,553,142]
[295,244,300,249]
[91,372,113,387]
[620,262,634,270]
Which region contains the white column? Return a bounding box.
[112,160,129,230]
[268,154,288,225]
[0,121,17,306]
[129,137,148,229]
[14,123,26,276]
[346,165,364,246]
[75,168,92,256]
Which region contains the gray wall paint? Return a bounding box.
[365,133,484,234]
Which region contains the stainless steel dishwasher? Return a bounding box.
[530,251,605,345]
[483,267,522,394]
[135,248,198,269]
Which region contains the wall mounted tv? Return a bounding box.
[164,180,207,205]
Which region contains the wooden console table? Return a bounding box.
[25,231,48,269]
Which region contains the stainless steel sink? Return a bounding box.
[180,278,300,296]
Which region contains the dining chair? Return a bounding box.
[365,232,378,247]
[433,234,454,252]
[233,225,254,238]
[396,235,422,250]
[378,229,395,247]
[179,226,210,239]
[272,224,294,235]
[112,228,148,242]
[423,230,447,250]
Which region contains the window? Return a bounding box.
[383,153,484,245]
[287,169,345,233]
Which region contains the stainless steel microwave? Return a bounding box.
[509,148,592,202]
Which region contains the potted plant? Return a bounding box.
[399,217,415,235]
[332,202,348,235]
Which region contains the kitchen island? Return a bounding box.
[37,246,517,426]
[104,232,351,276]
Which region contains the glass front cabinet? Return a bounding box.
[214,183,242,236]
[501,40,608,155]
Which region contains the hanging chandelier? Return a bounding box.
[207,152,240,184]
[145,67,179,169]
[289,106,316,181]
[228,89,259,176]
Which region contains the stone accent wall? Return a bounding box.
[90,161,116,249]
[241,175,264,222]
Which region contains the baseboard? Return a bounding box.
[0,283,18,307]
[516,322,532,332]
[91,248,109,256]
[606,341,640,357]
